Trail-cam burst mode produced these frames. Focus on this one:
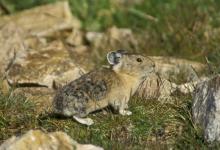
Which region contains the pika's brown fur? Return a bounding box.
[53,50,155,125]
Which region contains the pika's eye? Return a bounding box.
[136,58,142,62]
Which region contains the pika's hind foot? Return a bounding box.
[119,110,132,116]
[73,116,94,126]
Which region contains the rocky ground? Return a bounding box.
[0,1,220,149]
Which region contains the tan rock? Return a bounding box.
[149,56,205,81]
[0,130,103,150]
[66,29,84,46]
[72,45,89,54]
[24,36,48,50]
[86,32,104,43]
[0,23,27,74]
[105,27,138,50]
[7,40,86,88]
[0,1,81,37]
[136,73,177,101]
[136,73,208,102]
[86,27,138,59]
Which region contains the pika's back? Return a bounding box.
[53,67,120,115]
[58,67,120,99]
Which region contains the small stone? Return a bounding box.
[86,32,104,43]
[87,27,138,54]
[66,29,84,46]
[72,45,89,54]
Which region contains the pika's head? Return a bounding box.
[107,50,155,78]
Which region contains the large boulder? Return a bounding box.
[0,1,83,76]
[0,1,81,37]
[192,75,220,142]
[7,40,86,88]
[0,130,103,150]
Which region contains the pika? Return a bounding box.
[52,50,155,125]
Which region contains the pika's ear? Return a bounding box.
[107,51,122,65]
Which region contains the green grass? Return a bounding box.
[1,0,220,149]
[0,88,214,149]
[0,91,36,141]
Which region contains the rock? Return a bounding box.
[0,23,27,74]
[86,27,138,59]
[71,45,89,54]
[66,29,90,55]
[66,29,84,46]
[136,73,177,100]
[149,56,205,81]
[7,40,86,88]
[86,32,104,43]
[192,75,220,142]
[0,130,103,150]
[105,26,138,51]
[0,1,81,37]
[24,36,48,50]
[176,76,209,94]
[136,73,209,103]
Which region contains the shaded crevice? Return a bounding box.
[8,81,48,88]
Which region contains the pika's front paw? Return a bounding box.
[119,110,132,116]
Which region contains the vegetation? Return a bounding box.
[0,0,220,149]
[0,89,210,149]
